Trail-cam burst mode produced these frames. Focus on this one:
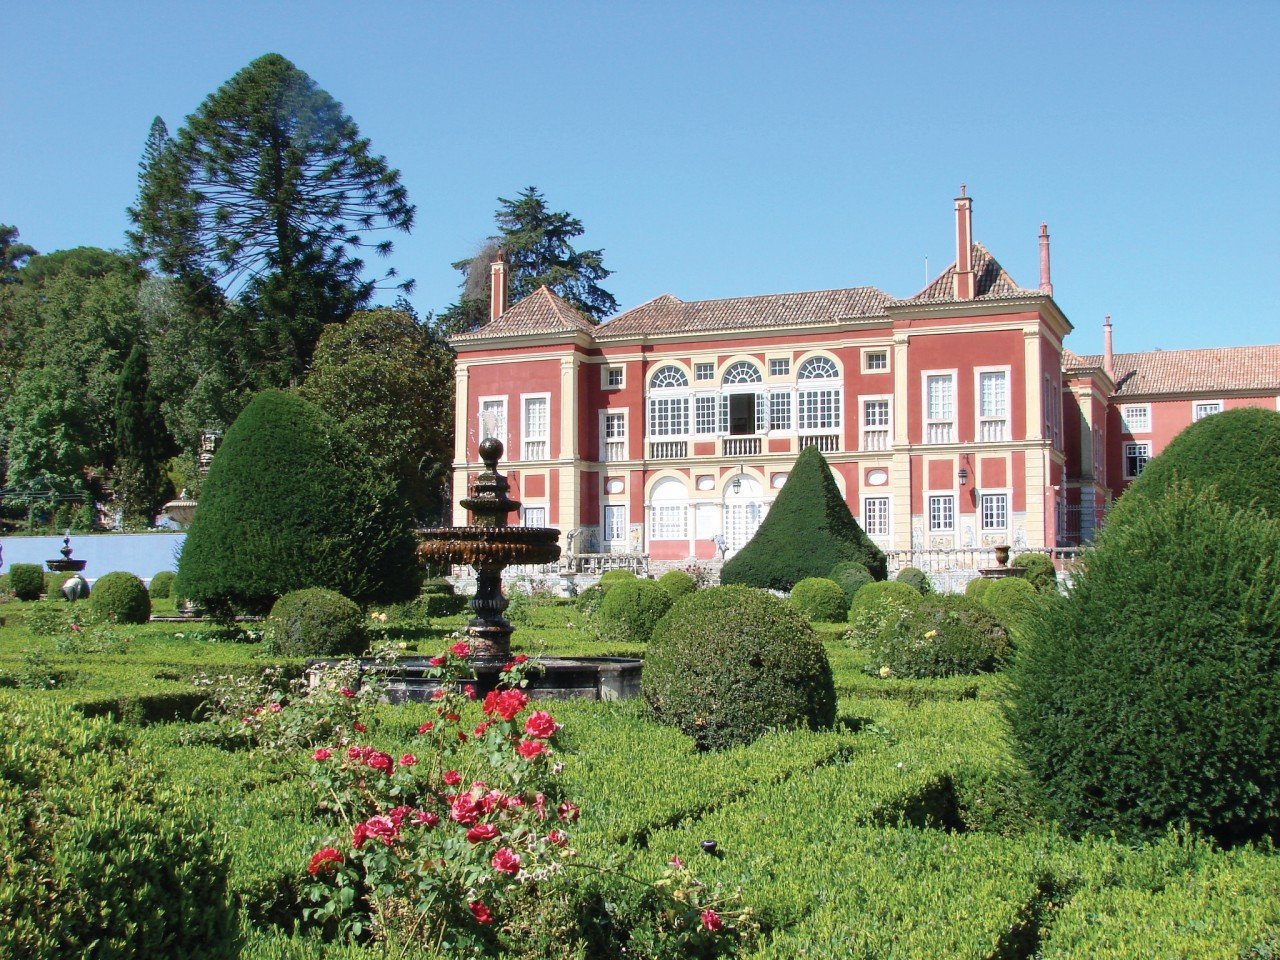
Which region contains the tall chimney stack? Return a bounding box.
[1103,315,1115,380]
[1038,222,1053,295]
[490,249,508,322]
[953,185,975,300]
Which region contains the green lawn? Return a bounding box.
[2,596,1276,959]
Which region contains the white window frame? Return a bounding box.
[796,355,843,434]
[1121,404,1151,434]
[860,395,892,452]
[927,493,957,532]
[861,347,890,374]
[1124,441,1150,479]
[600,410,627,462]
[974,366,1011,443]
[1191,399,1224,422]
[861,495,891,539]
[601,365,625,390]
[768,357,791,377]
[520,393,551,461]
[693,394,719,435]
[521,504,548,527]
[647,365,690,439]
[768,389,793,432]
[694,362,715,382]
[978,490,1010,531]
[477,395,508,447]
[922,370,957,444]
[602,503,628,543]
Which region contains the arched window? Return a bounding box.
[650,365,689,389]
[797,356,839,380]
[722,361,763,385]
[650,477,688,540]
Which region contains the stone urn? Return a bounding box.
[994,544,1011,567]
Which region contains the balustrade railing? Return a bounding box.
[861,429,890,452]
[925,422,954,444]
[521,440,548,461]
[978,420,1008,442]
[603,440,626,462]
[799,433,840,453]
[647,440,688,459]
[723,436,762,457]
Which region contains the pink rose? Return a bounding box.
[701,909,724,932]
[516,739,546,760]
[362,815,399,845]
[558,801,580,823]
[268,702,282,713]
[307,847,343,875]
[464,684,476,700]
[312,748,332,761]
[491,847,521,874]
[443,770,462,786]
[412,810,439,828]
[399,753,417,767]
[524,711,557,739]
[548,829,568,847]
[451,793,482,825]
[339,687,356,698]
[466,823,500,844]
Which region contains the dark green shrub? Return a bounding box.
[829,560,874,602]
[599,569,638,589]
[149,570,177,599]
[847,580,923,624]
[598,579,673,644]
[644,586,837,750]
[895,566,933,595]
[869,595,1009,679]
[423,592,469,618]
[574,583,608,620]
[721,446,886,590]
[1012,553,1058,593]
[264,588,366,658]
[1007,485,1280,845]
[965,576,993,601]
[0,701,238,958]
[8,563,44,601]
[983,577,1041,638]
[1109,407,1280,525]
[175,390,419,616]
[421,576,455,595]
[89,571,151,624]
[656,569,697,600]
[788,577,847,622]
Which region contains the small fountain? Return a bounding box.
[45,532,90,600]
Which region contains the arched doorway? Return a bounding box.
[723,474,766,554]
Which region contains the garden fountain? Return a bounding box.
[45,533,90,600]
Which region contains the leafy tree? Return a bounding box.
[129,53,416,384]
[438,187,617,334]
[112,344,178,526]
[3,366,94,494]
[300,308,454,521]
[0,225,36,283]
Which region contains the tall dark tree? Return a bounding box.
[112,344,178,526]
[438,187,617,334]
[0,225,37,283]
[129,53,416,383]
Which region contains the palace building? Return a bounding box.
[449,192,1280,562]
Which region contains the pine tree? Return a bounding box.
[113,344,178,525]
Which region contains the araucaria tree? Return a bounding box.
[129,53,416,384]
[438,187,617,334]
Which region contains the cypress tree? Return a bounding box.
[720,446,887,591]
[113,344,177,525]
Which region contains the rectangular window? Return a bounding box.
[861,397,890,451]
[798,388,842,431]
[863,497,890,537]
[1193,401,1223,421]
[1124,441,1150,479]
[479,398,507,444]
[864,349,889,372]
[522,506,546,527]
[521,395,549,460]
[1121,404,1150,433]
[978,370,1008,442]
[651,504,686,540]
[928,494,955,532]
[694,395,718,435]
[769,358,790,377]
[695,362,715,382]
[980,493,1008,530]
[648,396,688,437]
[605,366,624,389]
[602,412,626,461]
[925,374,954,443]
[769,390,792,431]
[603,504,627,542]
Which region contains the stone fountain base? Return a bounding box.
[307,656,643,703]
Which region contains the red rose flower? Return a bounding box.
[366,751,394,774]
[445,712,460,722]
[352,822,370,849]
[362,815,399,845]
[491,847,521,874]
[501,662,514,673]
[269,702,283,713]
[548,829,568,847]
[307,846,343,875]
[464,684,476,700]
[413,810,439,828]
[312,747,332,761]
[353,722,367,733]
[450,640,471,658]
[513,654,528,664]
[428,655,446,667]
[469,901,493,924]
[516,739,546,760]
[524,711,557,739]
[451,793,483,825]
[417,721,434,734]
[443,770,462,786]
[431,689,446,701]
[466,823,500,844]
[474,721,490,737]
[484,688,528,721]
[339,687,356,698]
[252,706,263,716]
[399,753,417,767]
[558,801,580,823]
[700,909,724,932]
[533,793,548,820]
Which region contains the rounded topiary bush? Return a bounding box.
[869,595,1009,679]
[0,701,237,959]
[788,577,847,623]
[574,583,608,620]
[89,572,151,624]
[657,569,697,600]
[829,560,874,602]
[847,580,923,624]
[1012,553,1057,593]
[598,578,673,644]
[598,569,639,590]
[644,586,837,750]
[149,570,176,599]
[1007,485,1280,846]
[965,576,993,600]
[8,563,44,601]
[983,576,1041,638]
[895,566,933,595]
[264,588,366,658]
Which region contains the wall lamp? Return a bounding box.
[957,454,972,487]
[731,465,746,494]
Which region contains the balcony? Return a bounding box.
[925,422,954,444]
[603,440,626,462]
[648,440,687,460]
[723,436,762,457]
[799,433,840,453]
[978,419,1008,442]
[522,440,548,461]
[861,429,890,452]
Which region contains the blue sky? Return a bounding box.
[5,1,1277,355]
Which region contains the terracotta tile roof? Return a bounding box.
[905,242,1040,304]
[451,286,596,342]
[1072,345,1280,396]
[595,287,893,338]
[1061,349,1090,369]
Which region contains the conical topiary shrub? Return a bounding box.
[720,446,886,590]
[174,389,420,616]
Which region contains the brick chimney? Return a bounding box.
[1038,222,1053,295]
[1103,315,1115,380]
[490,249,508,321]
[953,186,975,300]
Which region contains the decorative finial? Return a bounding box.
[478,437,504,472]
[960,183,967,197]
